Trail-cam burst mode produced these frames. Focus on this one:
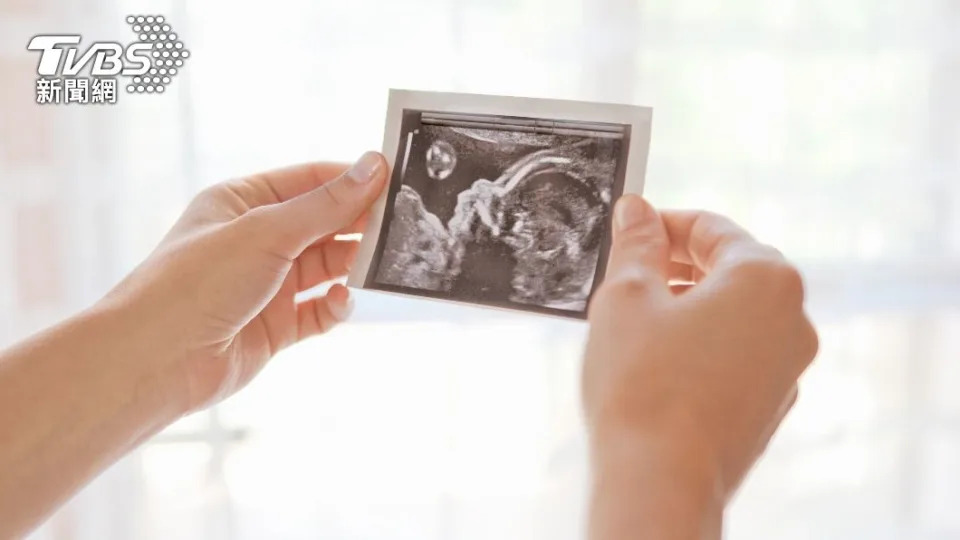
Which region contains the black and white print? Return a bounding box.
[364,109,631,318]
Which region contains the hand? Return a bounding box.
[103,151,387,413]
[583,195,818,539]
[0,152,387,537]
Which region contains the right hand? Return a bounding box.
[583,195,819,501]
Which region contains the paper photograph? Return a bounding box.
[349,90,652,319]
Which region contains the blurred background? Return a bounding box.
[2,0,960,538]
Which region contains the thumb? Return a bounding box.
[602,195,671,297]
[256,151,387,258]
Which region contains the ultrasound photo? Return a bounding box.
[363,108,632,318]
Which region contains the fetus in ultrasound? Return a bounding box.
[372,118,624,316]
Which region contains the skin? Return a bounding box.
[0,151,387,538]
[583,195,819,540]
[0,156,817,539]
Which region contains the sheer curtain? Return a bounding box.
[2,0,959,538]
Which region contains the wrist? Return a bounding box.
[587,404,725,540]
[89,293,192,423]
[0,289,187,536]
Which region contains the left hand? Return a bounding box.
[103,151,387,412]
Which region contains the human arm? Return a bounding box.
[0,152,386,538]
[583,195,818,539]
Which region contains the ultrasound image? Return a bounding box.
[370,110,628,316]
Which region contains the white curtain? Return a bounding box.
[2,0,959,538]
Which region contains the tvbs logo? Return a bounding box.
[28,15,190,105]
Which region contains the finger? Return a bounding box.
[602,195,671,299]
[296,240,360,292]
[226,162,350,208]
[252,151,387,259]
[769,385,799,446]
[668,261,697,283]
[338,211,369,236]
[308,211,370,249]
[778,385,799,423]
[792,314,820,375]
[296,283,353,340]
[661,210,777,273]
[669,283,694,295]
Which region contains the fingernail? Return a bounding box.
[329,294,355,322]
[346,151,383,184]
[615,195,648,233]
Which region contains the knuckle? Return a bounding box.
[237,205,271,229]
[729,249,805,304]
[594,274,656,308]
[317,183,342,207]
[726,256,771,283]
[785,316,819,375]
[800,316,820,364]
[618,222,668,248]
[770,261,805,303]
[191,183,229,207]
[318,180,351,210]
[190,181,254,216]
[310,183,353,225]
[697,210,730,226]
